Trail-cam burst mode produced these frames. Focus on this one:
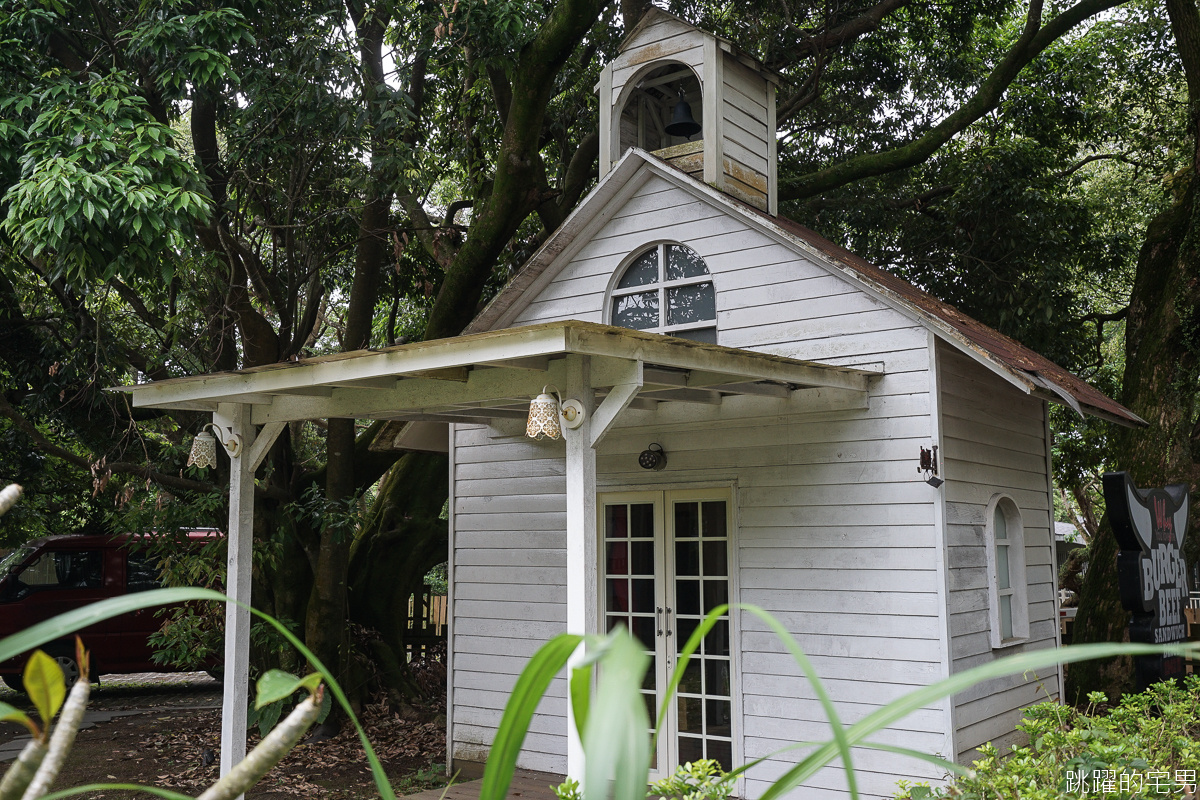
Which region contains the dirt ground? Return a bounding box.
[0,673,450,800]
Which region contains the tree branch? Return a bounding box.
[109,278,167,330]
[1054,152,1157,179]
[780,0,1123,200]
[0,394,215,495]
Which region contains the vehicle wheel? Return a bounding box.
[23,646,83,693]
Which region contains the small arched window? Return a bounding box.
[610,244,717,343]
[986,495,1030,647]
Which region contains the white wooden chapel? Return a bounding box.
[117,10,1144,799]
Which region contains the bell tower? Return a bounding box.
[597,9,780,214]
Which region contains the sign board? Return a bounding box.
[1102,472,1190,688]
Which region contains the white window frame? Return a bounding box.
[984,494,1030,648]
[607,242,717,339]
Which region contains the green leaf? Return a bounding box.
[255,669,322,708]
[0,701,38,737]
[742,605,860,800]
[255,700,283,737]
[582,632,651,800]
[569,665,590,740]
[479,633,582,800]
[24,650,65,726]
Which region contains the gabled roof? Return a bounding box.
[617,8,783,85]
[468,148,1144,428]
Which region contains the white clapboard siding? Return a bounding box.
[609,19,706,95]
[450,421,571,773]
[937,344,1058,759]
[452,170,954,789]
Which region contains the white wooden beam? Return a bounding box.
[215,403,255,791]
[131,326,574,407]
[246,422,286,470]
[706,381,791,399]
[589,361,642,447]
[564,355,596,782]
[566,326,873,392]
[641,387,723,405]
[475,356,551,371]
[251,363,570,424]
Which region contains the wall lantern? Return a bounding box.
[186,424,242,468]
[639,443,667,471]
[919,445,943,488]
[526,386,586,441]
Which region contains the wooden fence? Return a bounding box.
[405,586,447,661]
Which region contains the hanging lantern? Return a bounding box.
[526,387,563,440]
[638,443,667,471]
[186,424,242,468]
[187,429,219,469]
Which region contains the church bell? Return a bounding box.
[664,91,702,138]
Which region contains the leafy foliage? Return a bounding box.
[647,760,735,800]
[896,680,1200,799]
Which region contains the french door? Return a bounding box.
[600,490,734,776]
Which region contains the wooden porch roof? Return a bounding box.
[111,321,879,425]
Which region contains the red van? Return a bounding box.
[0,532,218,689]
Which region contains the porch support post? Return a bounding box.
[564,356,596,781]
[215,403,256,782]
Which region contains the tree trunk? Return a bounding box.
[1068,0,1200,695]
[347,452,449,703]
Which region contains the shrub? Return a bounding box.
[896,678,1200,799]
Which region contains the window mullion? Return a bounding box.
[662,244,672,331]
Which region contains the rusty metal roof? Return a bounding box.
[742,206,1143,426]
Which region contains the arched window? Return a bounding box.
[985,495,1029,647]
[610,244,716,343]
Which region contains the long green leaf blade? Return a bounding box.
[742,604,859,800]
[479,633,583,800]
[583,631,651,800]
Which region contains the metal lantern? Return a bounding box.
[187,429,219,469]
[526,387,563,440]
[186,424,242,468]
[638,443,667,471]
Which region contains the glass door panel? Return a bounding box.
[603,500,664,769]
[601,492,733,775]
[670,499,733,770]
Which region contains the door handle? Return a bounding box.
[655,607,663,636]
[664,607,673,637]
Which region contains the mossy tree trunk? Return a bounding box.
[347,452,449,705]
[1068,0,1200,701]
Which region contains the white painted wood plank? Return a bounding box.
[741,566,937,592]
[454,564,565,585]
[455,530,566,550]
[738,588,941,617]
[723,58,769,101]
[740,630,942,662]
[744,651,942,685]
[455,513,566,532]
[737,544,934,570]
[741,693,945,731]
[454,547,566,567]
[739,607,944,638]
[723,137,769,173]
[740,524,936,548]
